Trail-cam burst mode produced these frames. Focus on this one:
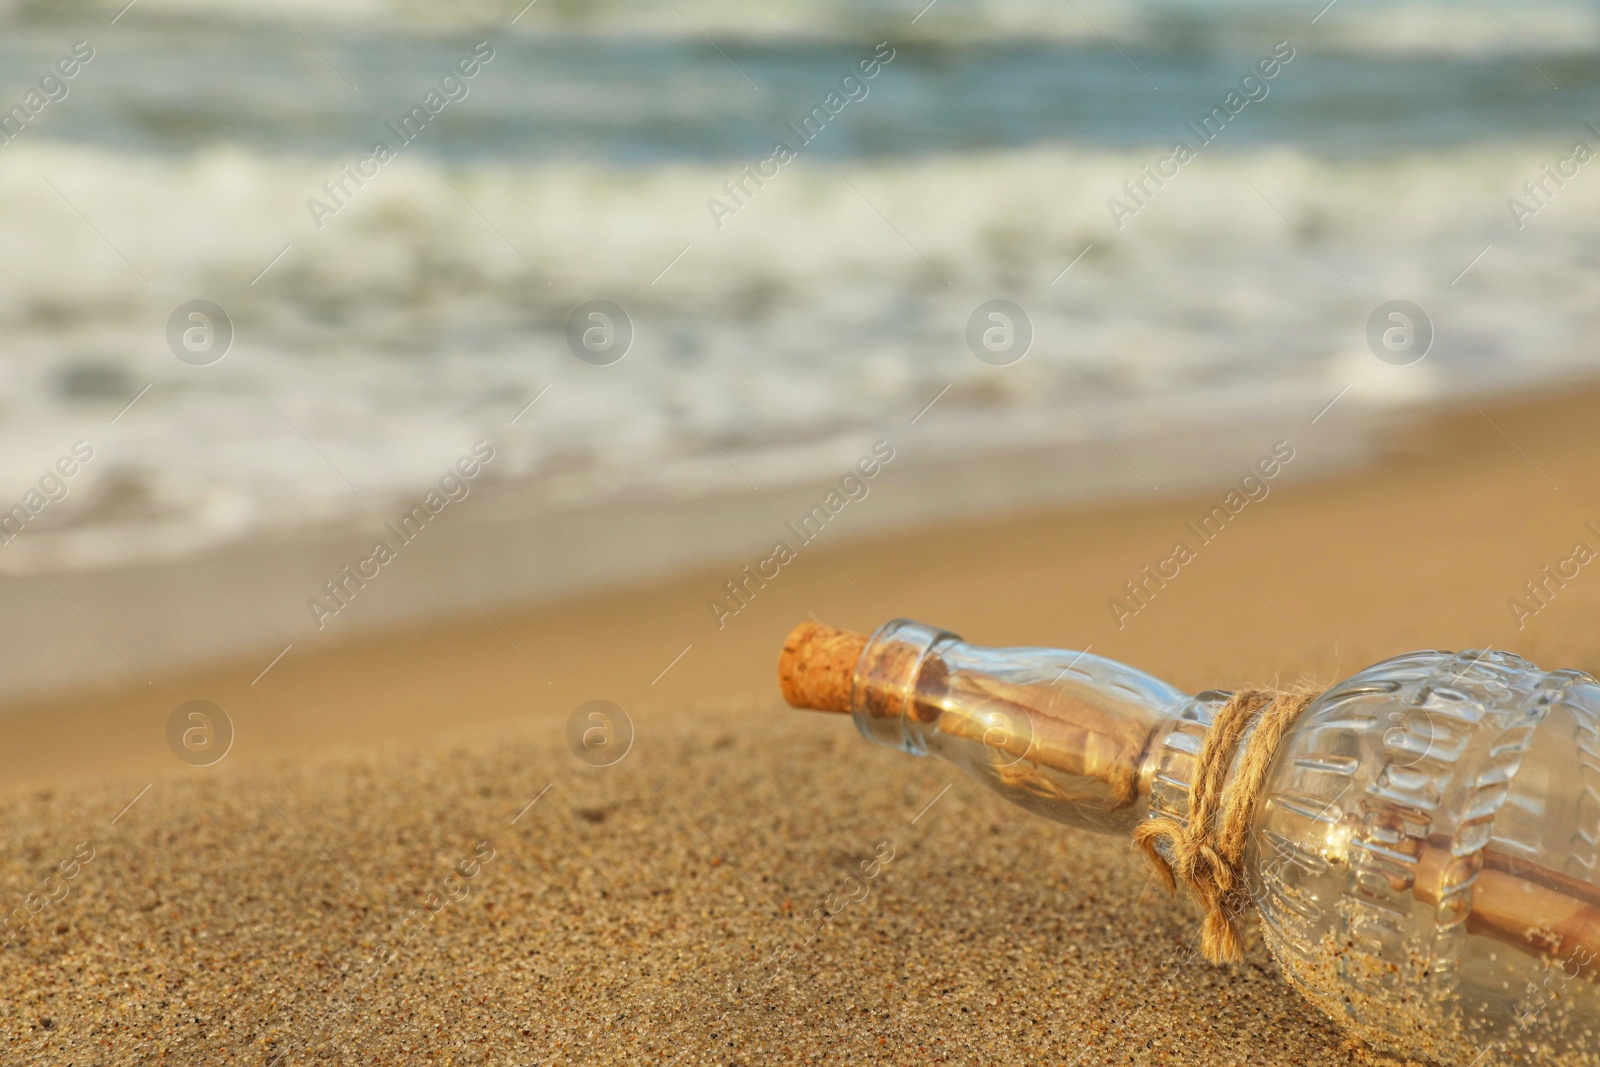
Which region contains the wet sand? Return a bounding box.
[3,385,1599,1064]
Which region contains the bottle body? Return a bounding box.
[844,621,1600,1066]
[1234,648,1600,1066]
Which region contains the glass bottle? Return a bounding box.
[779,619,1600,1066]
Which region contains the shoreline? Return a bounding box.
[3,381,1597,792]
[0,391,1401,706]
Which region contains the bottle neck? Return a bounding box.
[848,619,1204,835]
[1141,689,1249,834]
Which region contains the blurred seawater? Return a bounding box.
[1,0,1598,570]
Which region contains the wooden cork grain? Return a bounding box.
[777,621,867,713]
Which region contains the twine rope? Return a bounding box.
[1133,687,1319,964]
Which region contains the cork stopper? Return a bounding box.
[778,621,868,713]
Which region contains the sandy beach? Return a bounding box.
[4,384,1599,1065]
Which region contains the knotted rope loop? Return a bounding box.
[1133,687,1319,964]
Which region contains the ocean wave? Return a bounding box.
[7,0,1599,57]
[0,137,1596,570]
